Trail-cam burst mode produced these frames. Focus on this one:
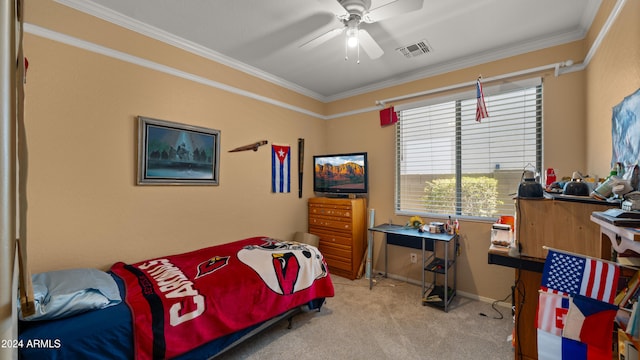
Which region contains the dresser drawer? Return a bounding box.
[309,205,353,218]
[308,201,352,210]
[309,216,353,232]
[318,241,352,259]
[321,252,353,272]
[309,226,353,246]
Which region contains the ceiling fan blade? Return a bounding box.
[316,0,349,18]
[358,29,384,59]
[363,0,424,23]
[300,27,345,49]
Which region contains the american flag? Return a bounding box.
[476,78,488,122]
[541,250,619,304]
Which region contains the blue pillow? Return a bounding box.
[19,268,121,321]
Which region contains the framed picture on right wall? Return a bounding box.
[611,88,640,166]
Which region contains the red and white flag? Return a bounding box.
[476,78,489,122]
[536,288,569,336]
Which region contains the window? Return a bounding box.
[395,78,542,219]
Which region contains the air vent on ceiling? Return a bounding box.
[396,39,432,58]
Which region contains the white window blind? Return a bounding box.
[395,78,542,219]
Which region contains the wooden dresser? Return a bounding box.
[308,197,366,280]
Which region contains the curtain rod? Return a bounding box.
[375,61,575,108]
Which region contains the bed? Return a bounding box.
[18,236,334,359]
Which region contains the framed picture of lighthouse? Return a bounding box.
[137,116,220,185]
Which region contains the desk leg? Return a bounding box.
[453,235,458,307]
[444,240,449,312]
[421,237,425,305]
[368,229,373,290]
[384,235,388,278]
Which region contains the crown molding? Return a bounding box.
[54,0,599,104]
[24,23,329,120]
[580,0,603,30]
[325,27,586,102]
[40,0,617,119]
[54,0,328,102]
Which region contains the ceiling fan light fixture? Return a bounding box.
[303,0,423,61]
[346,27,359,48]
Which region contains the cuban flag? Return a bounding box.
[541,250,619,304]
[272,144,290,193]
[476,78,489,122]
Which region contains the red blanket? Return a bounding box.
[111,237,334,360]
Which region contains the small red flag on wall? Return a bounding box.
[379,106,398,127]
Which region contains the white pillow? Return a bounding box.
[19,268,121,321]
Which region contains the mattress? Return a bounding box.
[18,237,333,359]
[19,273,322,359]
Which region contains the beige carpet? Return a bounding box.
[216,275,515,359]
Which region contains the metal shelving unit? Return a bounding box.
[421,234,458,312]
[367,224,458,312]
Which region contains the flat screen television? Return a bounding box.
[313,152,368,194]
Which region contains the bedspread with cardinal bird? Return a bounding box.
[110,236,334,360]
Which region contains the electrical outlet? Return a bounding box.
[410,253,417,264]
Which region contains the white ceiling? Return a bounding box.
[58,0,602,101]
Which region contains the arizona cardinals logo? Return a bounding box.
[195,256,229,279]
[272,253,300,295]
[237,239,328,295]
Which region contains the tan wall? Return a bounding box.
[23,1,327,272]
[18,0,638,302]
[323,0,638,300]
[324,45,591,300]
[586,0,640,176]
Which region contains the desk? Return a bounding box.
[368,224,458,312]
[487,249,545,273]
[591,212,640,256]
[487,249,545,360]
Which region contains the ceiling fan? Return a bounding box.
[301,0,424,61]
